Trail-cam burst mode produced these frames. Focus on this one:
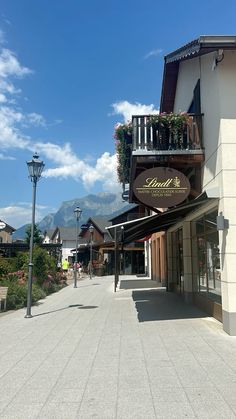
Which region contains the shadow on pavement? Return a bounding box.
[132,288,208,322]
[32,304,84,317]
[78,305,98,310]
[119,279,161,290]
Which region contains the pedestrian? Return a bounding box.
[62,258,69,273]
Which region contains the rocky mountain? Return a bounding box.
[13,192,134,240]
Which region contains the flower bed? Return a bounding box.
[0,249,67,311]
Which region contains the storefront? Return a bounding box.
[167,199,222,321]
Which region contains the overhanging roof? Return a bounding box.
[161,35,236,113]
[106,195,215,244]
[165,36,236,64]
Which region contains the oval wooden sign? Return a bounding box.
[133,167,190,208]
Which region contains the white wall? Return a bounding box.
[173,49,236,334]
[62,240,76,261]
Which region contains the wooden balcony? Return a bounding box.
[128,114,204,203]
[132,114,204,158]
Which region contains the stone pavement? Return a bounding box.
[0,275,236,419]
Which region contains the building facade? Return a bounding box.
[115,36,236,335]
[161,36,236,334]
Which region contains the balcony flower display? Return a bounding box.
[114,122,132,184]
[148,112,191,149]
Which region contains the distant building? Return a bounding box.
[0,220,15,244]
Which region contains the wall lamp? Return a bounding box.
[212,49,224,71]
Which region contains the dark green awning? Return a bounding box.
[106,194,215,244]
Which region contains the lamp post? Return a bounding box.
[25,153,45,318]
[89,224,94,279]
[73,206,82,288]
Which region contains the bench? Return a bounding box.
[0,287,8,311]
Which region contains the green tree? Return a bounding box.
[33,245,56,285]
[25,224,43,246]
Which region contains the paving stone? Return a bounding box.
[0,275,236,418]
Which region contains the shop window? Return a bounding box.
[191,209,221,304]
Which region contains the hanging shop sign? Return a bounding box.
[133,167,190,208]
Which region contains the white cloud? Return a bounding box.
[144,48,163,59]
[0,38,122,194]
[26,112,47,127]
[0,48,32,78]
[43,149,120,192]
[111,100,159,122]
[0,152,15,160]
[0,106,30,149]
[0,203,47,229]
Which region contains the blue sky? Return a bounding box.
[1,0,236,227]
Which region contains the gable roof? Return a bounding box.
[44,229,55,240]
[58,227,77,241]
[161,35,236,112]
[87,217,112,234]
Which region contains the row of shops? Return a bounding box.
[111,35,236,335]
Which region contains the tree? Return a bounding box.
[25,224,43,246]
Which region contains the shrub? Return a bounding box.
[42,271,67,295]
[33,246,57,286]
[14,252,29,272]
[0,258,13,276]
[0,249,66,310]
[0,279,46,310]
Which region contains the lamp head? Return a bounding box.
[74,206,82,219]
[89,224,94,234]
[27,153,45,182]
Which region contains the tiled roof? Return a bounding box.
[89,217,112,233]
[58,227,77,240]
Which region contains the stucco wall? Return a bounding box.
[174,51,236,199]
[172,50,236,333]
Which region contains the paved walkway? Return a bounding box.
[0,275,236,418]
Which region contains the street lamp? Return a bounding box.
[89,224,94,279]
[74,206,82,288]
[25,153,45,318]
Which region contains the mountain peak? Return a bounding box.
[13,192,132,239]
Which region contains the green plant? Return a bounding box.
[149,112,190,133]
[0,278,46,310]
[14,252,29,272]
[0,258,12,276]
[114,122,132,184]
[32,246,56,286]
[25,224,43,246]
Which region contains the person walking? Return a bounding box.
[62,258,70,273]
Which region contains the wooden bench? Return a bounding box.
[0,287,8,311]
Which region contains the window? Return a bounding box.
[191,209,221,303]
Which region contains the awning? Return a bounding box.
[106,194,215,244]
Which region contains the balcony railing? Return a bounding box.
[132,114,203,152]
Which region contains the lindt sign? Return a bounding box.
[133,167,190,208]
